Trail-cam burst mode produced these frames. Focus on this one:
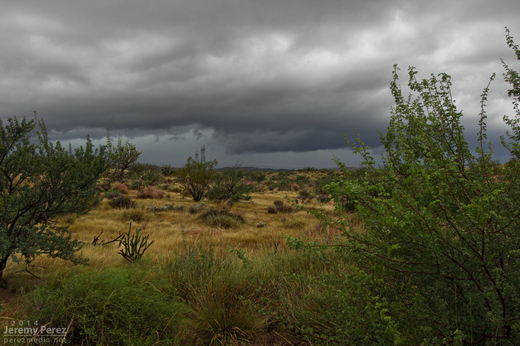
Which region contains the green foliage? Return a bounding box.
[22,267,185,345]
[161,164,176,177]
[245,170,267,183]
[207,162,254,202]
[129,164,162,189]
[168,243,266,344]
[106,134,141,182]
[177,157,218,201]
[0,115,110,285]
[118,222,155,262]
[319,36,520,343]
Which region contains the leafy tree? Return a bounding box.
[207,162,253,202]
[106,134,141,182]
[315,32,520,343]
[177,157,218,201]
[0,115,110,286]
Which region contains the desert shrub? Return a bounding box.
[169,244,266,345]
[266,206,277,214]
[298,187,313,201]
[207,163,254,202]
[188,202,206,214]
[106,135,141,182]
[108,194,136,209]
[287,182,300,191]
[169,242,222,298]
[0,116,111,285]
[95,181,111,192]
[129,167,163,190]
[245,171,267,183]
[316,193,330,203]
[146,203,174,212]
[136,185,165,199]
[104,188,121,199]
[112,182,129,194]
[120,208,146,222]
[308,37,520,344]
[274,200,294,213]
[161,164,176,177]
[198,209,245,228]
[22,267,185,345]
[177,157,218,201]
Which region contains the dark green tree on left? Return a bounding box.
[0,114,111,286]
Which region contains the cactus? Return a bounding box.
[118,221,155,262]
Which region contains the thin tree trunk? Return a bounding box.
[0,254,9,287]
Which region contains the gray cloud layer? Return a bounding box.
[1,0,519,167]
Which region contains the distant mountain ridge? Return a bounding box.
[146,164,357,172]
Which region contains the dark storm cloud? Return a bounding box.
[1,0,519,166]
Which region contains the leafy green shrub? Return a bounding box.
[198,209,245,228]
[316,38,520,344]
[106,135,141,182]
[177,157,218,201]
[207,163,254,202]
[22,267,185,345]
[0,115,110,285]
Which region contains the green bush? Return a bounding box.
[207,163,254,202]
[129,166,163,189]
[22,267,186,345]
[0,115,110,285]
[177,157,218,201]
[314,35,520,344]
[169,243,266,345]
[106,135,141,182]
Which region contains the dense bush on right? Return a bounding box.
[316,29,520,344]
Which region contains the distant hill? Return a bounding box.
[142,164,358,172]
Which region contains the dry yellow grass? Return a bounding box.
[2,186,341,285]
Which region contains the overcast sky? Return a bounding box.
[1,0,519,169]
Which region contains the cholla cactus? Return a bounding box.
[118,221,154,262]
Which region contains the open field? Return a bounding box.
[1,169,362,345]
